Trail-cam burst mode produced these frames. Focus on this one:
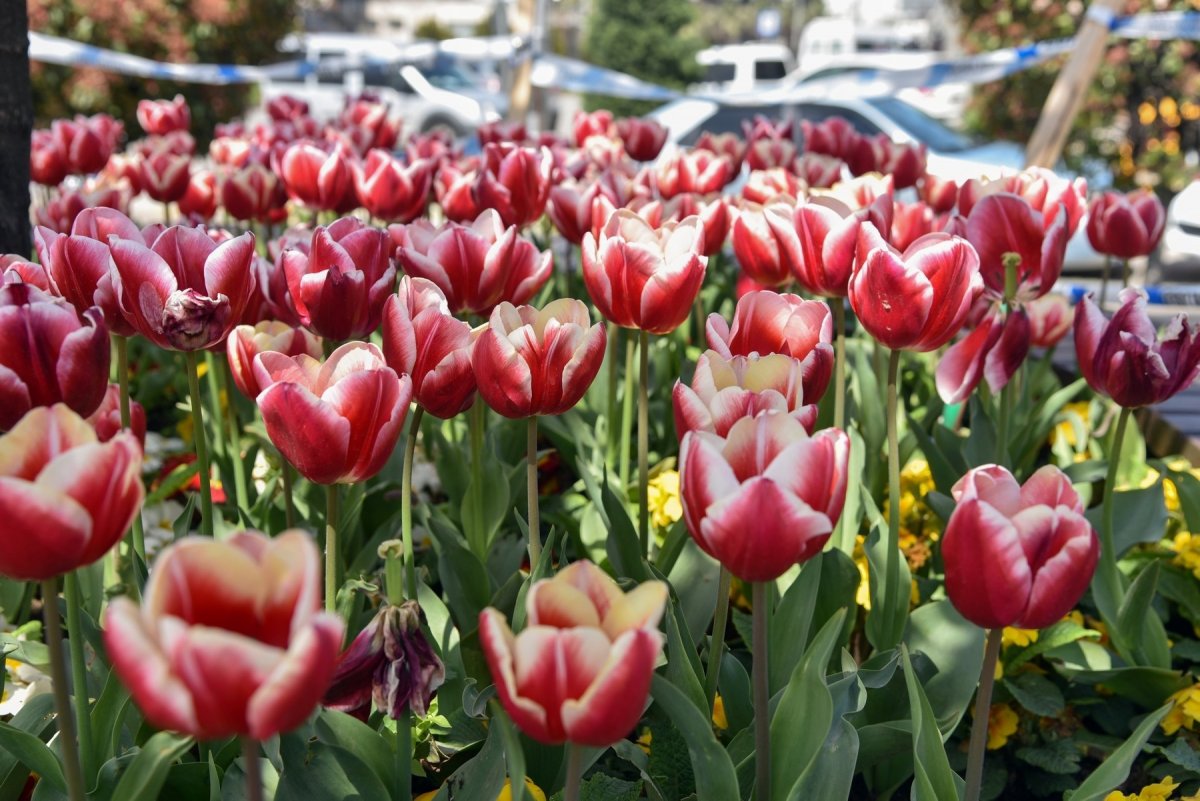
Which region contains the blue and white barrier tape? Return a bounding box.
[1060,283,1200,307]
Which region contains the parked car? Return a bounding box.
[648,94,1105,271]
[1154,179,1200,282]
[262,34,505,137]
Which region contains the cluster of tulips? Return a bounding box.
[2,90,1199,801]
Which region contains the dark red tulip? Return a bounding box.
[1074,288,1200,408]
[0,284,110,429]
[381,277,476,419]
[936,307,1031,403]
[109,226,257,351]
[354,150,433,223]
[943,465,1098,629]
[474,143,555,229]
[1086,189,1166,260]
[267,95,310,122]
[616,117,668,162]
[137,95,191,136]
[178,169,218,220]
[31,129,67,187]
[281,218,395,341]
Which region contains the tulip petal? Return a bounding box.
[601,581,669,639]
[561,628,662,747]
[1016,510,1099,629]
[849,247,933,350]
[478,611,554,743]
[247,613,344,740]
[936,314,1002,404]
[0,477,91,580]
[103,600,200,735]
[941,498,1031,629]
[526,580,602,630]
[258,381,351,484]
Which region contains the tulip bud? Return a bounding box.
[1086,189,1166,260]
[324,601,446,721]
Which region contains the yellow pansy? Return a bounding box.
[712,694,728,731]
[1104,775,1181,801]
[986,703,1019,749]
[1167,533,1200,581]
[414,777,546,801]
[1003,628,1039,648]
[647,469,682,530]
[1163,682,1200,736]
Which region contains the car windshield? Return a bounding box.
[424,58,476,91]
[864,97,976,153]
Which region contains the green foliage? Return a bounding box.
[582,0,704,115]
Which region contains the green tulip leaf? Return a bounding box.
[649,674,740,801]
[900,645,962,801]
[1067,704,1171,801]
[109,731,194,801]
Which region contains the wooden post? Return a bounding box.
[1024,0,1125,168]
[508,0,536,125]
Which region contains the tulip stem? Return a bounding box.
[1098,406,1133,622]
[618,335,635,492]
[996,381,1013,467]
[220,362,250,511]
[884,349,903,649]
[203,352,227,466]
[638,329,651,559]
[395,711,413,801]
[694,295,705,348]
[325,483,340,612]
[281,462,296,530]
[964,628,1004,801]
[564,743,585,801]
[116,337,146,581]
[63,573,93,785]
[242,739,263,801]
[752,581,770,801]
[832,300,846,432]
[185,350,215,538]
[467,401,486,559]
[41,578,86,801]
[704,567,732,714]
[606,324,619,464]
[526,416,542,567]
[1121,258,1130,292]
[1099,255,1111,308]
[401,406,425,601]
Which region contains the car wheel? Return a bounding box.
[421,117,467,139]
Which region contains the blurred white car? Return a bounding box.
[648,95,1104,271]
[1156,180,1200,281]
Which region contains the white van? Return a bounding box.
[694,42,796,95]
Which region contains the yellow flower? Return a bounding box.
[636,726,653,755]
[1003,627,1039,648]
[647,469,682,530]
[1163,682,1200,735]
[1167,533,1200,581]
[712,694,728,731]
[853,536,871,609]
[415,778,546,801]
[985,703,1019,750]
[1104,775,1181,801]
[1051,401,1091,448]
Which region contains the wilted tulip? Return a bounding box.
[393,210,552,317]
[354,150,433,223]
[86,383,147,446]
[966,193,1068,302]
[227,321,322,400]
[281,217,395,341]
[255,342,412,485]
[472,299,607,418]
[674,350,817,439]
[381,277,476,419]
[581,210,707,335]
[942,465,1098,629]
[30,129,67,187]
[480,560,666,746]
[1086,189,1166,260]
[680,412,849,582]
[1026,293,1072,348]
[1074,288,1200,408]
[705,289,833,401]
[137,95,190,136]
[616,117,668,162]
[0,404,142,579]
[655,148,735,199]
[474,144,555,229]
[109,226,257,350]
[104,530,344,740]
[0,284,109,429]
[177,169,218,220]
[324,600,444,721]
[279,141,355,212]
[848,225,982,352]
[936,307,1031,404]
[730,200,799,288]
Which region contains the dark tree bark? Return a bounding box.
[0,2,31,257]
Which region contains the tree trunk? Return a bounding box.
[0,3,31,257]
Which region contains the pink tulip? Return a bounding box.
[942,465,1098,629]
[35,185,127,235]
[582,210,707,335]
[573,110,615,146]
[381,277,477,419]
[480,560,666,746]
[801,117,863,163]
[662,193,730,257]
[433,157,482,222]
[1026,293,1072,349]
[742,168,802,205]
[354,150,433,224]
[478,121,528,146]
[1074,288,1200,408]
[222,163,288,223]
[959,168,1087,239]
[137,95,191,136]
[1086,190,1166,260]
[935,308,1031,404]
[139,143,192,204]
[674,350,817,439]
[104,530,344,740]
[278,141,355,212]
[0,404,142,579]
[338,97,401,152]
[0,284,110,429]
[655,148,735,199]
[227,322,322,400]
[796,153,845,189]
[1,255,49,290]
[730,200,799,288]
[86,383,147,446]
[393,210,552,317]
[680,412,849,582]
[848,225,982,352]
[705,289,833,402]
[743,115,794,144]
[255,342,411,484]
[30,129,67,187]
[616,118,668,162]
[281,217,395,341]
[472,299,607,418]
[966,193,1069,302]
[177,169,218,220]
[474,144,555,229]
[871,137,926,189]
[890,200,936,252]
[786,197,865,298]
[52,117,113,175]
[695,132,746,173]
